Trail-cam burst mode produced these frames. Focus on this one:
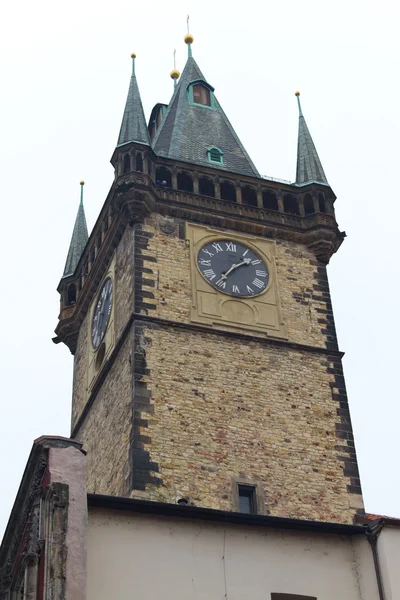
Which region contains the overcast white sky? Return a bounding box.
[1,0,399,538]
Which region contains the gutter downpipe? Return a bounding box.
[366,520,385,600]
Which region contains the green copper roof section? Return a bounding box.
[295,92,328,185]
[153,52,259,178]
[117,54,150,147]
[62,182,89,278]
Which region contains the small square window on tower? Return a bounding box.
[238,485,257,514]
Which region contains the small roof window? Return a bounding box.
[193,84,211,106]
[207,147,224,165]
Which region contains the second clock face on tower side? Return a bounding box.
[197,240,269,297]
[91,277,113,349]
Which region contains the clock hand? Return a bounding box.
[221,258,251,279]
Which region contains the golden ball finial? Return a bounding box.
[184,33,194,45]
[295,91,300,96]
[131,52,136,58]
[80,180,85,185]
[170,69,180,80]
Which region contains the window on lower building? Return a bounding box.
[238,484,257,514]
[271,595,317,600]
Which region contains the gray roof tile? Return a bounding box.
[117,58,150,147]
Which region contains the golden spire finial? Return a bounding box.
[80,180,85,185]
[295,90,300,96]
[184,14,194,47]
[170,48,180,86]
[130,52,136,58]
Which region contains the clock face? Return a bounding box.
[91,278,113,350]
[197,240,269,297]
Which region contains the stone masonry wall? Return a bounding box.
[71,227,134,431]
[75,332,133,496]
[71,215,362,522]
[129,324,360,524]
[139,215,336,349]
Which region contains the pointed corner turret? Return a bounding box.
[62,181,89,278]
[295,92,328,186]
[117,53,150,148]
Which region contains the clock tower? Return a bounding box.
[54,36,363,524]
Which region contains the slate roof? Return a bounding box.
[117,58,150,147]
[153,56,259,177]
[295,95,328,186]
[62,190,88,278]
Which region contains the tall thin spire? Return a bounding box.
[62,181,89,278]
[117,53,150,147]
[295,92,328,186]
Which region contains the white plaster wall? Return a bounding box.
[87,508,379,600]
[377,527,400,600]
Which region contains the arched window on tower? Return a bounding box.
[220,181,236,203]
[304,193,314,216]
[262,190,278,211]
[207,147,223,165]
[177,172,193,193]
[155,167,172,187]
[123,154,130,174]
[242,186,257,207]
[199,176,215,197]
[318,193,326,213]
[67,284,77,306]
[283,194,300,215]
[135,153,143,172]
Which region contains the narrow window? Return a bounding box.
[149,123,156,140]
[67,284,76,306]
[135,153,143,172]
[238,485,256,514]
[304,193,314,216]
[199,176,215,197]
[318,193,326,213]
[283,194,300,216]
[271,595,317,600]
[220,181,236,202]
[177,172,193,193]
[155,166,172,188]
[123,153,130,174]
[262,190,278,211]
[242,186,257,207]
[193,84,211,106]
[207,147,223,164]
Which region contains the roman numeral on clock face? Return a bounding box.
[225,242,236,252]
[203,269,216,281]
[216,278,226,289]
[232,285,240,294]
[252,278,265,289]
[212,242,223,253]
[199,259,211,266]
[255,270,267,277]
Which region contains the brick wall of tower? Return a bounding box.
[71,226,135,430]
[72,214,362,522]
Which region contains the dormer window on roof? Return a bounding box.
[207,146,223,164]
[188,80,215,109]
